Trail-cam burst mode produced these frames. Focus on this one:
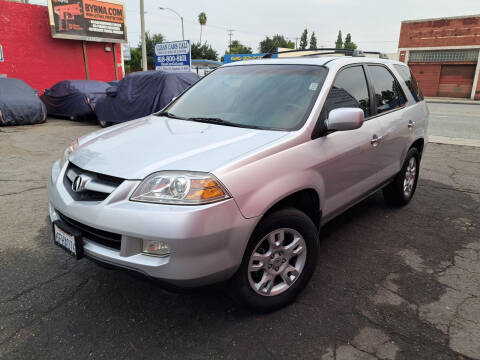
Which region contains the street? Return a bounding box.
[0,109,479,359]
[428,103,480,146]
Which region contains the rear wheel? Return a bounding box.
[383,147,420,206]
[229,208,319,312]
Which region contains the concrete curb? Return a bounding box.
[429,136,480,148]
[426,98,480,106]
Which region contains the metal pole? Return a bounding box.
[82,41,90,80]
[181,17,184,41]
[227,30,234,53]
[112,43,119,80]
[159,8,184,41]
[470,50,480,100]
[140,0,147,71]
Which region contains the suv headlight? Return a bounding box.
[130,171,231,205]
[60,139,78,168]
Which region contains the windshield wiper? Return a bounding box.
[187,117,265,129]
[156,111,186,120]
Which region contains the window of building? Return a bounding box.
[368,65,406,114]
[409,49,479,63]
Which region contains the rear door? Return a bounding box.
[365,64,409,183]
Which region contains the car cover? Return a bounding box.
[95,71,200,124]
[0,78,47,126]
[40,80,110,119]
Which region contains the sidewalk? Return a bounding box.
[425,97,480,105]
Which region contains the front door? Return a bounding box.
[312,65,385,220]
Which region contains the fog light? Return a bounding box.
[142,239,170,257]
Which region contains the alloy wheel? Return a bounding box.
[247,228,307,296]
[403,157,417,197]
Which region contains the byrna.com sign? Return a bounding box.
[155,40,191,73]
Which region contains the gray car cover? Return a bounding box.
[41,80,110,119]
[95,71,200,124]
[0,78,46,126]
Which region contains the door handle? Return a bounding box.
[371,134,383,146]
[408,120,415,129]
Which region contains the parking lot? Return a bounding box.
[0,111,479,359]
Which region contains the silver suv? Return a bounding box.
[48,50,429,312]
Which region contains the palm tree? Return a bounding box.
[198,12,207,43]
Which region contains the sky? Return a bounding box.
[29,0,480,56]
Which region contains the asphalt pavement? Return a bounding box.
[0,117,479,359]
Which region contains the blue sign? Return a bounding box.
[155,40,191,72]
[223,53,277,63]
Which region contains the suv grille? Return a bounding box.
[64,162,124,201]
[58,211,121,250]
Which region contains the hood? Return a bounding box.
[69,115,289,179]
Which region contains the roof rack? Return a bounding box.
[363,51,389,59]
[263,48,366,58]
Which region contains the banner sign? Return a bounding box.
[47,0,127,43]
[122,43,131,61]
[223,53,277,63]
[155,40,191,72]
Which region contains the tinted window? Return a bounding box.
[324,66,370,117]
[368,65,406,114]
[166,65,328,131]
[394,64,424,102]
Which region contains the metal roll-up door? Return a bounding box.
[438,65,476,98]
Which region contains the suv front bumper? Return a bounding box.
[48,160,258,287]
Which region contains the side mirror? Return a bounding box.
[325,108,364,131]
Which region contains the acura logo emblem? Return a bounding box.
[72,175,88,192]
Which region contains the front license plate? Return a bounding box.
[53,222,83,259]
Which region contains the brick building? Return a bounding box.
[0,0,123,93]
[398,15,480,100]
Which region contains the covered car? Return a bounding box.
[0,78,46,126]
[40,80,110,121]
[95,71,200,126]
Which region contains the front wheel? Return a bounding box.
[229,208,319,312]
[383,147,420,206]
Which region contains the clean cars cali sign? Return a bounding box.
[155,40,191,73]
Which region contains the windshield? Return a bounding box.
[164,64,328,130]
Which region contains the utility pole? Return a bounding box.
[295,37,299,49]
[227,29,234,52]
[140,0,147,71]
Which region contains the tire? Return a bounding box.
[98,118,111,128]
[383,147,420,206]
[229,208,319,313]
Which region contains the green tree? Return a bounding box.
[343,33,357,50]
[299,29,308,50]
[125,47,142,73]
[259,34,294,53]
[335,30,343,49]
[198,12,207,43]
[125,32,165,72]
[191,42,218,60]
[226,40,252,54]
[309,32,317,49]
